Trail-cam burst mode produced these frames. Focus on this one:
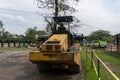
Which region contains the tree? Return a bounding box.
[0,21,24,38]
[25,27,47,39]
[2,31,11,38]
[87,30,113,42]
[36,0,80,33]
[0,21,4,37]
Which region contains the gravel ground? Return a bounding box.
[0,51,85,80]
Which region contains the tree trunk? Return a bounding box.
[54,0,58,32]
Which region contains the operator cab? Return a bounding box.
[52,16,74,46]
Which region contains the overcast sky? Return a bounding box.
[0,0,120,35]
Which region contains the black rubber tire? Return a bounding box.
[36,63,51,72]
[68,65,80,73]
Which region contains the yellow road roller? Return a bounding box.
[29,16,81,73]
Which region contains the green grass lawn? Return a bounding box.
[81,49,98,80]
[81,48,120,80]
[96,50,120,78]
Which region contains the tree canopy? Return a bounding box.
[0,21,18,38]
[0,21,3,28]
[0,21,4,37]
[87,30,113,42]
[25,27,47,40]
[36,0,79,15]
[36,0,80,33]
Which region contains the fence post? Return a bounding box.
[96,49,97,53]
[8,41,10,47]
[97,59,100,80]
[81,47,83,54]
[91,51,94,70]
[111,45,113,54]
[86,48,87,61]
[19,42,21,47]
[1,40,4,47]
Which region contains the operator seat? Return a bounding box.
[53,24,73,46]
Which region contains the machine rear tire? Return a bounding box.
[68,65,80,73]
[36,63,51,72]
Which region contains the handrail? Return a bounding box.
[84,48,120,80]
[87,54,98,75]
[93,51,119,80]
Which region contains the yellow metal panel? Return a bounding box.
[41,34,68,52]
[29,51,78,65]
[43,34,67,45]
[74,51,80,65]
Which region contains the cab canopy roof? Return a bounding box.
[53,16,73,22]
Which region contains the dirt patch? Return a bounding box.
[0,51,86,80]
[79,61,86,80]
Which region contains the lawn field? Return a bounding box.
[81,48,120,80]
[96,50,120,78]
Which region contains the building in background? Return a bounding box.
[115,34,120,53]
